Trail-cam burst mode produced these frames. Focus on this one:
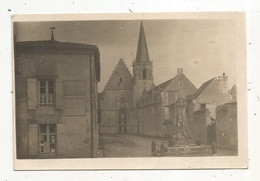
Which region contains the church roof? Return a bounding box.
[148,72,197,94]
[156,77,176,91]
[135,22,151,63]
[193,77,216,99]
[141,70,197,98]
[145,77,176,94]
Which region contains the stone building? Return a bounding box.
[135,69,197,137]
[187,74,234,143]
[99,22,197,137]
[191,74,233,120]
[15,33,100,158]
[99,59,133,134]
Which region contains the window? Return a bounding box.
[119,77,123,86]
[143,69,147,79]
[40,124,56,154]
[39,80,55,105]
[200,104,206,109]
[179,80,183,86]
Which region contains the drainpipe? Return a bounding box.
[90,52,93,158]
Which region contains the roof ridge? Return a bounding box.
[193,77,217,99]
[181,74,197,90]
[103,61,119,90]
[144,75,177,95]
[16,40,97,47]
[156,76,176,88]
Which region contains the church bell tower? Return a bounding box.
[133,22,154,107]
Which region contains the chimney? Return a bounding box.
[218,72,228,93]
[177,68,183,75]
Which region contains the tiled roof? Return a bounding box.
[15,40,100,81]
[142,76,177,98]
[153,77,176,92]
[15,40,99,54]
[193,77,216,99]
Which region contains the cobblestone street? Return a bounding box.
[100,134,167,157]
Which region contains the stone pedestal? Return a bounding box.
[151,140,212,157]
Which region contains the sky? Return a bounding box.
[14,19,240,92]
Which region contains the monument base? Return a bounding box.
[151,140,213,157]
[164,144,212,156]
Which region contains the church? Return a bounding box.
[99,22,198,137]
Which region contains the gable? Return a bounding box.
[194,78,232,104]
[141,72,197,106]
[104,60,133,90]
[164,73,197,98]
[195,78,218,102]
[193,78,216,99]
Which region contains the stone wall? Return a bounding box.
[133,71,197,139]
[99,89,133,134]
[191,109,211,144]
[216,102,238,150]
[137,103,163,137]
[15,51,99,158]
[165,72,197,99]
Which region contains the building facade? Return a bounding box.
[187,75,235,144]
[191,74,233,119]
[135,69,197,137]
[15,37,100,158]
[99,59,133,134]
[99,22,197,137]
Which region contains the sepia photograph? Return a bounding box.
[13,13,247,169]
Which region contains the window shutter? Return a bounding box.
[28,124,38,155]
[27,78,37,109]
[57,123,66,155]
[55,79,63,109]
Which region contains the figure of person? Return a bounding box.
[210,117,217,154]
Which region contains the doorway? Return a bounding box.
[119,108,127,134]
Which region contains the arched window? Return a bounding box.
[143,69,147,79]
[120,77,122,83]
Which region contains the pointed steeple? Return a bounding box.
[135,22,150,63]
